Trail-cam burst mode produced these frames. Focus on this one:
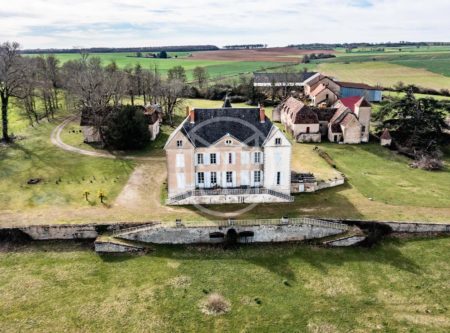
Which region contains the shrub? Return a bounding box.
[410,155,444,171]
[200,293,231,315]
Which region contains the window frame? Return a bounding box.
[254,152,261,164]
[210,153,216,164]
[211,172,217,184]
[197,153,204,165]
[254,170,261,183]
[176,140,183,147]
[276,172,281,185]
[197,172,205,184]
[275,138,281,145]
[226,171,233,183]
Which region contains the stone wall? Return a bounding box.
[117,223,347,245]
[170,193,292,205]
[10,222,151,240]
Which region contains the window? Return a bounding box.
[306,127,310,134]
[176,140,183,147]
[197,153,204,165]
[254,171,261,183]
[361,125,366,133]
[228,153,233,164]
[276,172,281,185]
[225,139,232,145]
[275,138,281,145]
[226,172,233,183]
[210,153,216,164]
[254,152,261,164]
[211,172,217,184]
[197,172,205,184]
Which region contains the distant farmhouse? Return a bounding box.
[80,104,162,143]
[254,72,383,103]
[164,100,293,205]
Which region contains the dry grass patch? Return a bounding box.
[168,275,191,289]
[200,293,231,316]
[307,321,339,333]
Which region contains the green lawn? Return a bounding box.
[1,237,449,332]
[319,143,450,208]
[0,105,135,212]
[25,52,291,81]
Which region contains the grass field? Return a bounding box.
[25,52,292,81]
[318,62,450,90]
[1,97,450,225]
[1,237,449,332]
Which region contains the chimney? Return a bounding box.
[189,108,195,124]
[185,106,190,117]
[259,104,266,123]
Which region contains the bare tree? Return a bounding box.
[193,66,209,89]
[18,57,39,125]
[0,41,26,142]
[62,56,116,140]
[159,79,184,126]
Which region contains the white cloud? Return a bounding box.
[0,0,449,48]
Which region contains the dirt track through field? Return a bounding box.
[51,116,165,161]
[192,47,336,62]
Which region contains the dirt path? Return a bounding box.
[50,116,166,161]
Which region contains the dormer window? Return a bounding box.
[176,140,183,147]
[225,139,232,145]
[275,138,282,145]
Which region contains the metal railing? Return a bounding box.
[113,217,349,236]
[167,187,294,204]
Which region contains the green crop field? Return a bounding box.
[1,237,449,332]
[24,52,292,81]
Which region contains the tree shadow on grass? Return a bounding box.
[180,182,365,221]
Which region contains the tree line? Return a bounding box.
[22,45,219,54]
[0,41,216,144]
[223,44,267,50]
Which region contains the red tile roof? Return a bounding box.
[380,129,392,140]
[338,96,370,112]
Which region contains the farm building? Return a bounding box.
[336,81,383,102]
[164,103,293,205]
[278,96,371,144]
[143,104,163,141]
[253,72,318,87]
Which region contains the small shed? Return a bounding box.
[380,129,392,146]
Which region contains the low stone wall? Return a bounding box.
[316,177,345,190]
[117,223,347,245]
[328,219,450,234]
[4,222,152,241]
[170,194,291,205]
[94,241,145,253]
[325,236,366,247]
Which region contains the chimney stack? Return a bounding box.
[259,104,266,123]
[189,108,195,124]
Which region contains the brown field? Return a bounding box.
[191,47,335,62]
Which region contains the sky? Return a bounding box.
[1,0,449,49]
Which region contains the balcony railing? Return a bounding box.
[167,187,294,204]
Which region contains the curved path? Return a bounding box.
[50,116,166,161]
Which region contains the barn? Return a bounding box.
[336,81,383,102]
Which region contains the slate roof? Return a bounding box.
[181,108,273,147]
[336,81,380,91]
[253,72,317,84]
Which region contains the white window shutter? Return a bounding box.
[176,154,185,168]
[260,152,264,164]
[250,171,254,186]
[216,153,221,165]
[232,152,236,165]
[205,172,210,188]
[194,153,198,166]
[204,154,210,165]
[176,173,185,189]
